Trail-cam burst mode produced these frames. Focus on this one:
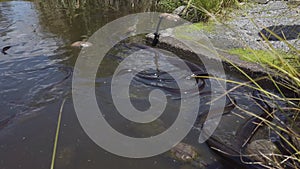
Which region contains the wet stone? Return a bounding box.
[258,25,300,41]
[250,0,270,4]
[170,143,198,162]
[173,6,186,15]
[245,139,279,163]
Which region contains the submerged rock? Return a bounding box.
[245,139,279,163]
[168,142,220,169]
[170,143,198,162]
[130,118,220,168]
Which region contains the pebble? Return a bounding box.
[205,1,300,52]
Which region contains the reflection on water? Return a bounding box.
[0,1,265,169]
[35,0,157,44]
[0,1,71,127]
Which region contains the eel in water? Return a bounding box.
[237,90,274,149]
[238,90,296,156]
[206,90,275,169]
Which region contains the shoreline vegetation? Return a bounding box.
[153,0,300,168]
[157,0,241,22]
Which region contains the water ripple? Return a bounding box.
[0,1,72,129]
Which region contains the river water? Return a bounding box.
[0,1,269,169]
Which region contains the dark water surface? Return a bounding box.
[0,1,266,169]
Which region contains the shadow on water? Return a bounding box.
[0,1,285,169]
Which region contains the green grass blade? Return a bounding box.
[50,98,66,169]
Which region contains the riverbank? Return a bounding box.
[147,0,299,82]
[147,1,300,168]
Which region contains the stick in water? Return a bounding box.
[152,13,180,46]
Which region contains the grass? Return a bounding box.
[229,48,299,70]
[157,0,183,12]
[157,0,242,22]
[173,21,216,40]
[193,22,216,32]
[50,98,66,169]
